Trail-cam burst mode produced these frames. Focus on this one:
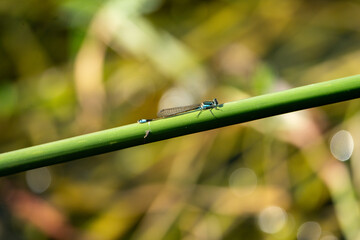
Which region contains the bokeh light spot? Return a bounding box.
[330,130,354,161]
[26,167,52,194]
[258,206,287,234]
[297,221,321,240]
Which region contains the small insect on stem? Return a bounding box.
[137,98,219,125]
[157,98,219,118]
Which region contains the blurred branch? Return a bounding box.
[0,75,360,176]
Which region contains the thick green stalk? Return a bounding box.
[1,75,360,176]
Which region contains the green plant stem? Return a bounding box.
[1,75,360,176]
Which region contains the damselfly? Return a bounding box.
[138,98,219,123]
[157,98,219,118]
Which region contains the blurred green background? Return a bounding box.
[1,0,360,239]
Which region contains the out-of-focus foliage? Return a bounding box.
[1,0,360,239]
